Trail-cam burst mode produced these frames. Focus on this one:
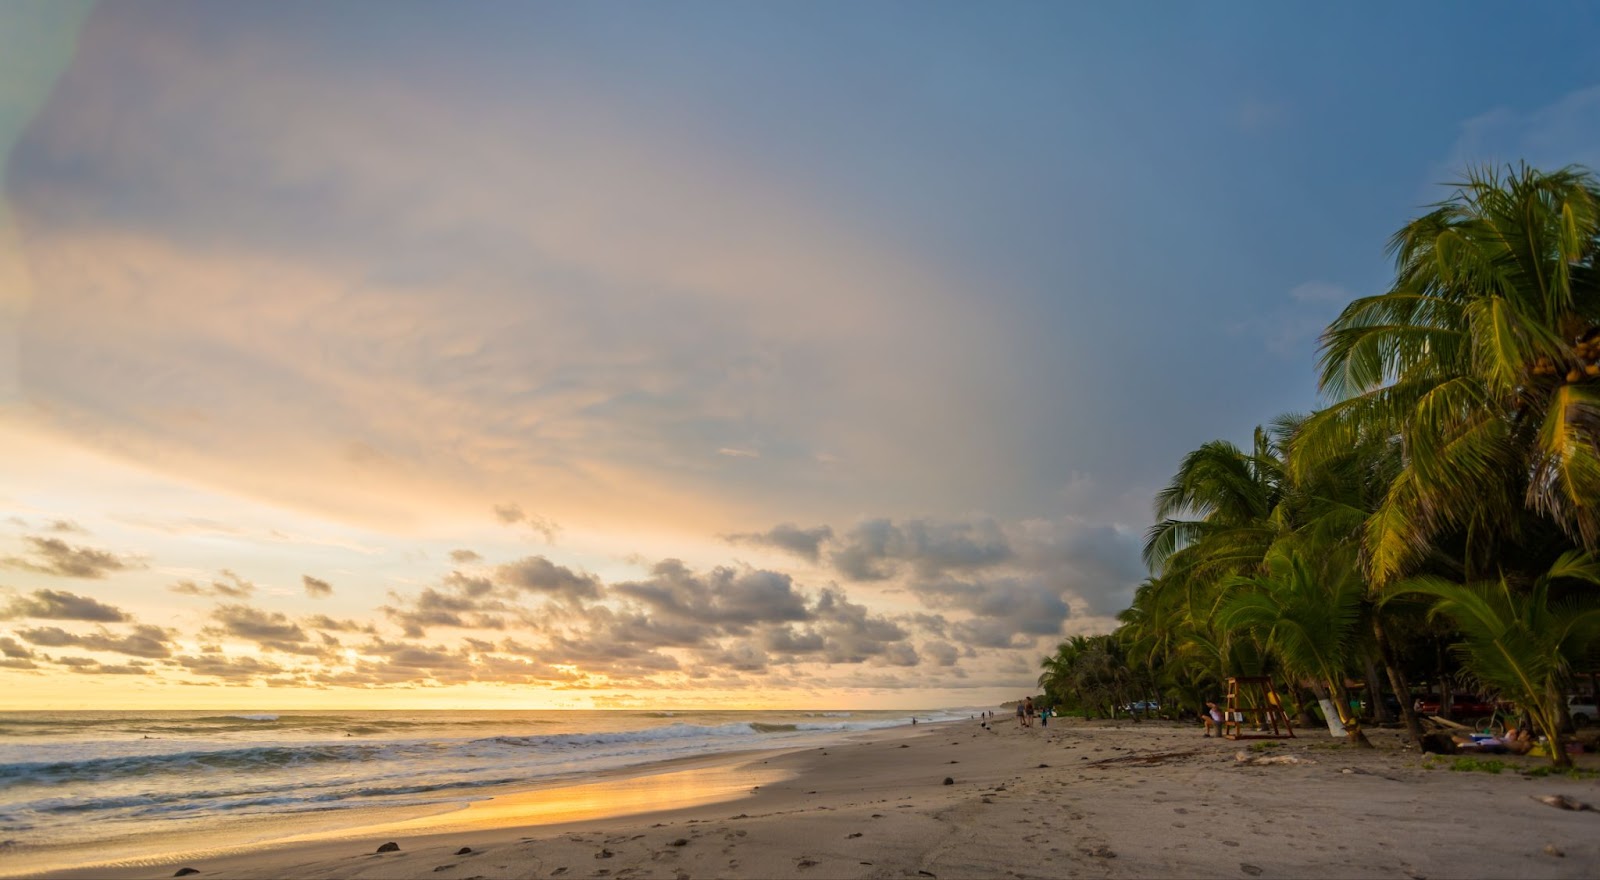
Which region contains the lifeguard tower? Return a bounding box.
[1222,675,1296,740]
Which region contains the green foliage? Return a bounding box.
[1522,765,1600,779]
[1298,164,1600,582]
[1387,554,1600,767]
[1050,164,1600,768]
[1448,756,1507,774]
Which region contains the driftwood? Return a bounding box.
[1234,751,1316,765]
[1427,715,1470,730]
[1532,794,1598,813]
[1082,749,1202,767]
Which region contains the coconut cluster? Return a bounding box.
[1530,330,1600,382]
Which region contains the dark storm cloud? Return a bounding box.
[0,588,129,622]
[704,640,768,672]
[443,571,496,596]
[302,614,376,634]
[543,633,682,673]
[2,536,142,579]
[612,560,810,632]
[737,598,905,667]
[495,556,600,602]
[880,642,919,667]
[13,623,175,658]
[922,640,959,666]
[382,585,513,637]
[468,651,583,683]
[169,569,255,598]
[952,616,1035,649]
[829,518,1010,582]
[723,523,834,562]
[381,568,522,637]
[808,588,911,664]
[0,636,36,658]
[762,626,825,655]
[911,575,1070,639]
[208,604,312,652]
[65,661,151,675]
[576,605,715,650]
[302,575,334,598]
[175,653,286,681]
[1008,519,1145,616]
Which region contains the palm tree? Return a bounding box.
[1296,164,1600,584]
[1144,428,1286,580]
[1038,636,1089,709]
[1386,552,1600,767]
[1218,545,1374,747]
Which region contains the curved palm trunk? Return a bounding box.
[1373,616,1427,745]
[1530,706,1573,768]
[1363,653,1394,724]
[1535,683,1574,769]
[1330,678,1374,748]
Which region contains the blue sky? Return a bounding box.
[3,1,1600,708]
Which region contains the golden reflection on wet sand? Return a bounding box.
[281,762,793,842]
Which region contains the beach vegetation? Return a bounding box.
[1447,756,1508,774]
[1045,164,1600,766]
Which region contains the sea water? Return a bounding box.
[0,708,970,864]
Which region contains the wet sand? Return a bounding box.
[25,716,1600,879]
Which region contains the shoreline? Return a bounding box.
[22,716,1600,879]
[12,721,934,880]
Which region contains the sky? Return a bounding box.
[4,1,1600,710]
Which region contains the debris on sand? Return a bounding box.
[1531,794,1597,813]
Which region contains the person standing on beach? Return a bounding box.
[1023,697,1036,728]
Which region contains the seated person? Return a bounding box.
[1202,701,1225,737]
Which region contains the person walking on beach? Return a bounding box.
[1023,696,1036,728]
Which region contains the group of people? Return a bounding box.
[1012,696,1051,728]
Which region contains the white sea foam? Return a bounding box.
[0,708,957,853]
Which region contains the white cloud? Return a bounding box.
[1444,84,1600,177]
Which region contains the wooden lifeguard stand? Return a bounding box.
[1223,675,1296,740]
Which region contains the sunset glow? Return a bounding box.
[4,1,1598,711]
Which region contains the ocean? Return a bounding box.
[0,708,970,870]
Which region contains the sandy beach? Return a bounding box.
[25,715,1600,880]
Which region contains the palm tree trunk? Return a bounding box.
[1295,687,1318,728]
[1330,678,1374,748]
[1437,642,1455,721]
[1542,683,1573,768]
[1363,652,1394,724]
[1373,616,1427,745]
